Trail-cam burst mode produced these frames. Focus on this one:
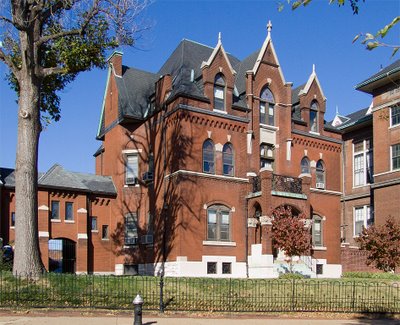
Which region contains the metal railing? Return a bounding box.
[272,174,303,194]
[0,272,398,313]
[251,176,261,193]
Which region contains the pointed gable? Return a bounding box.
[201,33,237,76]
[251,21,286,85]
[299,64,326,102]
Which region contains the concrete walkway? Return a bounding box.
[0,314,398,325]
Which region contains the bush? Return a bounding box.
[342,271,400,280]
[279,273,305,280]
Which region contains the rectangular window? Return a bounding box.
[310,110,318,132]
[125,154,138,185]
[392,144,400,170]
[353,139,373,186]
[222,262,232,274]
[91,217,98,231]
[207,262,217,274]
[11,212,15,227]
[354,205,372,237]
[207,207,231,241]
[312,217,323,247]
[65,202,73,221]
[391,105,400,127]
[51,201,60,220]
[125,213,138,245]
[316,264,323,275]
[214,86,225,111]
[102,225,109,239]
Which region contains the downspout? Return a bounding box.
[245,196,249,278]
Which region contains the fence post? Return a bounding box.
[291,279,296,311]
[351,280,356,311]
[159,275,164,313]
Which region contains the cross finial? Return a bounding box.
[218,32,222,43]
[267,20,272,35]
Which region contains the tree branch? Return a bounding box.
[0,15,15,26]
[41,66,66,77]
[0,48,20,80]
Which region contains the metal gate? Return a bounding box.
[48,238,76,273]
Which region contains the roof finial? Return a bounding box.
[267,20,272,35]
[336,105,339,116]
[218,32,222,43]
[312,64,316,74]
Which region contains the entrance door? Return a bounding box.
[48,238,76,273]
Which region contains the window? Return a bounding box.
[203,139,215,174]
[312,215,323,247]
[316,160,325,189]
[310,101,318,132]
[260,87,275,125]
[65,202,73,221]
[125,154,138,185]
[125,213,138,245]
[102,225,109,239]
[316,264,323,275]
[222,143,234,176]
[11,212,15,227]
[354,205,372,236]
[392,144,400,170]
[207,205,231,241]
[301,157,310,174]
[353,139,373,186]
[260,143,274,169]
[91,217,98,231]
[207,262,217,274]
[391,105,400,127]
[222,262,232,274]
[51,201,60,220]
[213,74,225,111]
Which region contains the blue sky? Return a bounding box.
[0,0,399,174]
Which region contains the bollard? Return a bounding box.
[133,294,144,325]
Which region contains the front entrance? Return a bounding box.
[48,238,76,273]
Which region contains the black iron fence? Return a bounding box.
[0,272,398,313]
[272,174,303,194]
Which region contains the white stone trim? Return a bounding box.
[77,233,88,240]
[38,205,49,211]
[77,208,87,214]
[64,220,75,224]
[310,188,342,196]
[122,148,142,154]
[373,169,400,177]
[39,231,49,238]
[202,241,236,247]
[312,246,327,251]
[50,219,61,223]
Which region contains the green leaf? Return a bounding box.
[391,47,399,58]
[366,41,379,51]
[352,34,360,44]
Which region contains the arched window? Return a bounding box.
[312,215,323,247]
[207,205,231,241]
[203,139,215,174]
[214,74,226,111]
[260,143,274,170]
[301,157,310,174]
[260,86,275,126]
[316,160,325,189]
[223,143,234,176]
[310,101,319,132]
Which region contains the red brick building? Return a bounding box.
[92,25,342,278]
[4,26,396,278]
[335,60,400,272]
[0,164,116,274]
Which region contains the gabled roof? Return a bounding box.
[356,59,400,93]
[298,65,326,101]
[1,165,116,196]
[335,107,372,130]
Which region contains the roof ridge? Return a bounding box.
[38,163,62,183]
[181,38,214,50]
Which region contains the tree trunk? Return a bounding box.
[12,65,44,279]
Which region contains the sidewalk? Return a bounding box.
[0,313,398,325]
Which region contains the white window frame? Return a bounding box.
[312,215,323,247]
[390,105,400,127]
[125,213,138,246]
[353,205,372,237]
[214,74,226,111]
[353,139,373,187]
[391,143,400,171]
[123,150,140,186]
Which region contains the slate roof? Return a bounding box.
[335,107,372,130]
[0,165,116,196]
[233,50,259,95]
[291,83,306,105]
[356,59,400,90]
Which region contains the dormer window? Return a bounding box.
[310,101,319,133]
[214,74,226,111]
[260,87,275,126]
[316,160,325,189]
